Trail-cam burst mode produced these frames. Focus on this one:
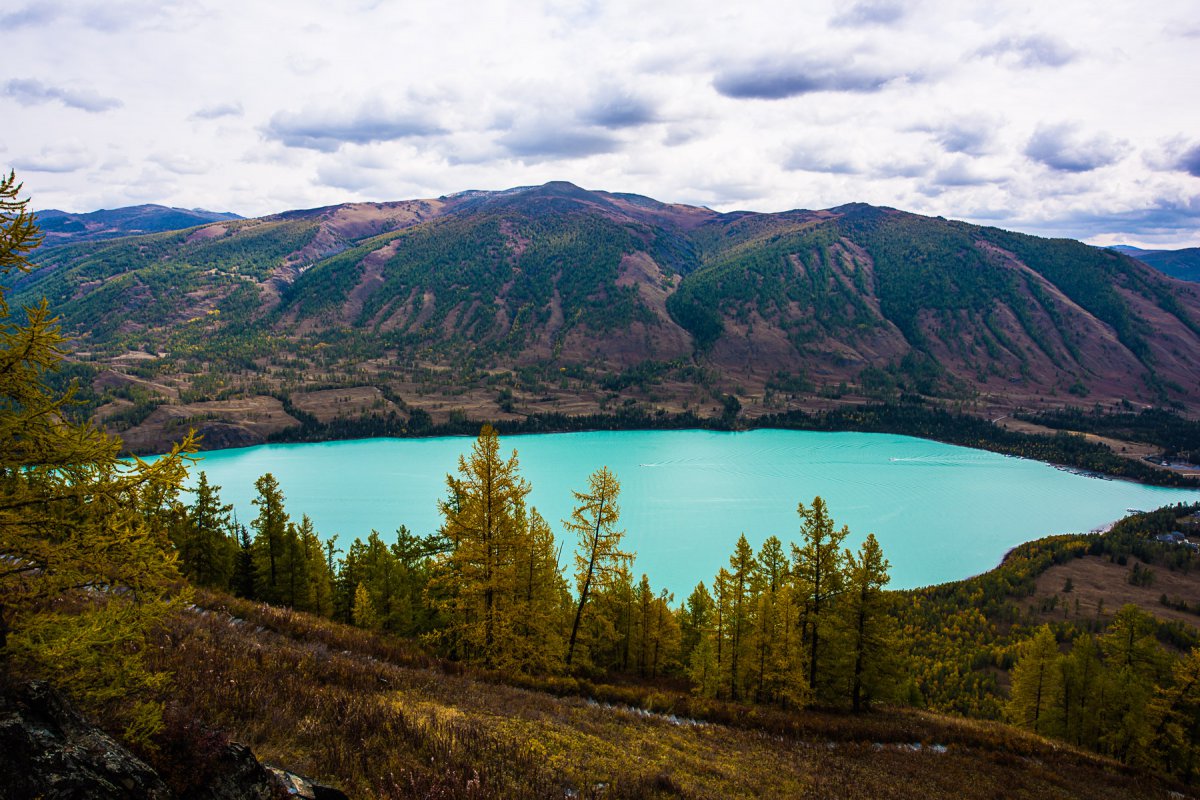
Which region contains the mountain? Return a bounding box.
[16,182,1200,452]
[34,204,243,247]
[1110,244,1200,282]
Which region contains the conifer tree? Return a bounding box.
[0,171,196,742]
[352,581,379,629]
[650,587,681,678]
[564,466,630,666]
[1008,624,1062,734]
[752,535,799,705]
[1098,604,1165,761]
[679,582,713,666]
[791,496,849,698]
[1145,647,1200,782]
[725,534,757,699]
[840,533,900,711]
[503,508,568,674]
[173,471,237,590]
[1060,633,1104,749]
[250,472,289,603]
[432,425,532,668]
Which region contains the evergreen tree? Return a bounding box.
[564,466,630,667]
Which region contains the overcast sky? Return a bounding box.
[4,0,1200,246]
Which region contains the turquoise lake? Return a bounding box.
[182,429,1200,597]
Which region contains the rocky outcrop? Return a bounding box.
[0,680,345,800]
[0,680,172,800]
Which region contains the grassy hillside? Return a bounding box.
[143,588,1187,799]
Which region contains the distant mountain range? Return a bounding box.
[34,204,242,247]
[15,182,1200,451]
[1109,244,1200,283]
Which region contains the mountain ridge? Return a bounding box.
[1110,243,1200,282]
[34,203,243,247]
[15,182,1200,453]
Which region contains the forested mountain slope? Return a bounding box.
[15,182,1200,452]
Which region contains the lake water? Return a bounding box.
[181,429,1200,597]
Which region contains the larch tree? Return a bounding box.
[250,472,289,603]
[679,581,713,666]
[564,466,630,667]
[433,424,532,668]
[0,171,196,742]
[725,533,757,700]
[754,535,803,706]
[791,496,849,699]
[172,471,237,590]
[1145,647,1200,782]
[1008,624,1062,734]
[840,533,900,711]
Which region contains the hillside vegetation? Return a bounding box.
[14,182,1200,456]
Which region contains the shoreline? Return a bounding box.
[136,401,1196,489]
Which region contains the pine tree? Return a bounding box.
[564,466,630,667]
[0,171,196,742]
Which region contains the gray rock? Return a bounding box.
[0,680,171,800]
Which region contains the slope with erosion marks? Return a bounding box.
[669,203,1200,410]
[14,182,1200,454]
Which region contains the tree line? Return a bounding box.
[168,424,902,710]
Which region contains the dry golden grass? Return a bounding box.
[1030,554,1200,628]
[142,590,1195,800]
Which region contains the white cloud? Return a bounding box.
[1,0,1198,245]
[3,78,121,112]
[12,144,95,173]
[1025,123,1130,172]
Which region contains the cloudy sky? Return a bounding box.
[4,0,1200,246]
